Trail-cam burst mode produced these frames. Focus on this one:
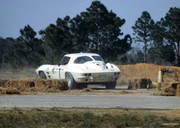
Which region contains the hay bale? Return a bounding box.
[0,87,6,94]
[33,79,68,92]
[0,79,9,87]
[176,84,180,96]
[156,85,176,96]
[128,78,151,89]
[128,79,135,89]
[5,79,68,93]
[5,80,19,88]
[5,79,33,92]
[5,87,20,94]
[154,82,178,96]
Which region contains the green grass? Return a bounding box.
[0,109,179,128]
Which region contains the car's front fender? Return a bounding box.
[36,65,56,75]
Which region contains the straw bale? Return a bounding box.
[33,79,68,91]
[128,78,151,89]
[0,87,6,94]
[5,87,20,94]
[0,79,9,87]
[176,84,180,96]
[5,79,68,93]
[154,82,178,96]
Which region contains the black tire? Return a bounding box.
[105,82,116,89]
[39,71,47,79]
[65,73,77,90]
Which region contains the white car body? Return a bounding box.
[36,53,120,89]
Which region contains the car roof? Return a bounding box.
[65,53,100,57]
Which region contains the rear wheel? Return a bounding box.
[65,73,77,90]
[39,71,47,79]
[105,82,116,89]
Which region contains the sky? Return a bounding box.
[0,0,180,39]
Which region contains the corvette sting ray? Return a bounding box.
[36,53,120,89]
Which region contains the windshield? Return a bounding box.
[74,56,93,64]
[60,56,70,65]
[92,56,104,61]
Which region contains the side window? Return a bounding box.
[60,56,70,65]
[74,56,93,64]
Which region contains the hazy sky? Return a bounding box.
[0,0,180,39]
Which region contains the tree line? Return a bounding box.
[0,1,180,68]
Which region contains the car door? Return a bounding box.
[50,66,61,79]
[59,65,67,79]
[58,56,71,79]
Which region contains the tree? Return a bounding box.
[40,1,131,63]
[70,1,131,61]
[132,11,154,63]
[16,25,45,66]
[0,37,16,68]
[161,7,180,66]
[39,16,72,64]
[148,21,175,65]
[70,14,89,52]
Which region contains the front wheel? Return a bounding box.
[39,71,47,79]
[65,73,77,90]
[105,82,116,89]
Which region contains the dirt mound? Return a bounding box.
[0,79,68,95]
[118,63,180,84]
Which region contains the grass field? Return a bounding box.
[0,109,180,128]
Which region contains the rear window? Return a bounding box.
[74,56,93,64]
[92,56,104,61]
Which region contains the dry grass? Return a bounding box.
[0,109,180,128]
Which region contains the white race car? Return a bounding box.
[36,53,120,89]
